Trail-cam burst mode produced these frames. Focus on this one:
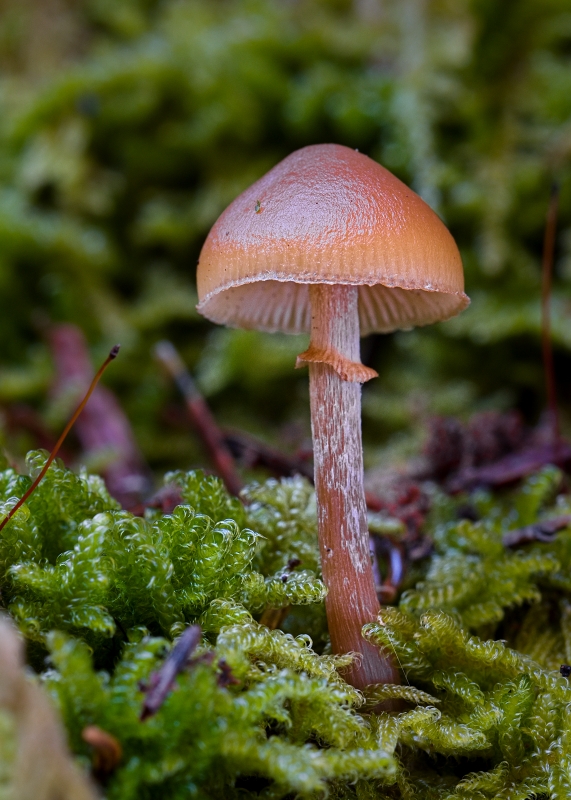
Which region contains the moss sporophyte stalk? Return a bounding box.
[2,453,571,797]
[0,345,120,534]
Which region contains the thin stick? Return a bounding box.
[502,514,571,548]
[140,624,202,720]
[154,341,243,496]
[541,182,560,459]
[0,345,120,533]
[224,430,313,481]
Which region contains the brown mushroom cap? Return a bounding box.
[197,144,469,335]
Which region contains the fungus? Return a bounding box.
[196,144,468,690]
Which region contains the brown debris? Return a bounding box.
[446,441,571,493]
[48,324,152,509]
[258,607,290,629]
[0,615,98,800]
[154,341,243,496]
[366,479,430,538]
[371,535,406,603]
[140,624,202,721]
[463,411,525,471]
[82,725,122,780]
[540,183,561,460]
[2,405,67,458]
[224,431,314,481]
[503,515,571,548]
[365,477,432,603]
[421,411,526,484]
[131,483,184,517]
[421,416,465,480]
[419,410,571,493]
[216,659,240,689]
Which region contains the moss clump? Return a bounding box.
[0,451,325,648]
[2,452,571,797]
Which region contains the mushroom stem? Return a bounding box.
[304,284,399,690]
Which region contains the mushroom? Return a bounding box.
[196,144,468,690]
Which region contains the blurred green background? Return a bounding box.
[0,0,570,483]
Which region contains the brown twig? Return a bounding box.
[446,441,571,493]
[140,625,202,721]
[154,341,243,496]
[541,182,561,462]
[224,430,313,480]
[502,514,571,548]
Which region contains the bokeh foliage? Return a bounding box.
[0,0,570,475]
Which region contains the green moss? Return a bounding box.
[400,467,563,629]
[0,452,325,646]
[2,454,571,797]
